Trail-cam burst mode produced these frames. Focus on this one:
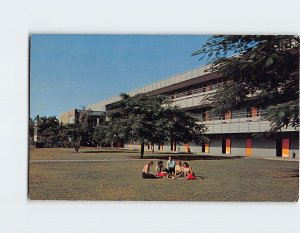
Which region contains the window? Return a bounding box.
[224,111,232,120]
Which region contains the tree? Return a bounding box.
[94,94,164,158]
[164,106,206,149]
[192,35,299,131]
[29,117,36,146]
[93,121,112,147]
[35,115,61,147]
[93,93,206,158]
[29,117,35,138]
[61,108,95,152]
[61,123,82,152]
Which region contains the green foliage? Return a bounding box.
[61,123,82,152]
[29,117,35,138]
[163,106,206,144]
[32,108,102,151]
[35,115,61,147]
[62,108,100,152]
[93,93,206,158]
[193,35,299,130]
[267,101,299,130]
[93,122,111,147]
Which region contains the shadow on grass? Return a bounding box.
[273,174,299,179]
[81,150,138,154]
[284,169,299,178]
[127,155,244,161]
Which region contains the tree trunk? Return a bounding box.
[140,141,145,159]
[151,143,154,154]
[74,141,80,152]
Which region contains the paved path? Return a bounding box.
[30,158,157,163]
[30,157,298,163]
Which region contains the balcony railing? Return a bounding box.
[166,83,222,100]
[193,110,297,133]
[198,110,268,124]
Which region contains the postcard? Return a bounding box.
[29,34,299,201]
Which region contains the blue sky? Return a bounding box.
[30,34,211,117]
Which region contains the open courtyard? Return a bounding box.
[28,147,299,201]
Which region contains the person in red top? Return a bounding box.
[182,162,197,180]
[155,161,167,177]
[142,161,156,179]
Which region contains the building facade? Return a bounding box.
[58,109,104,126]
[75,65,298,158]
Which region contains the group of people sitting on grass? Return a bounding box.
[142,156,197,180]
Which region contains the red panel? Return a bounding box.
[251,107,258,117]
[246,138,252,156]
[225,111,232,120]
[282,139,290,158]
[225,139,231,154]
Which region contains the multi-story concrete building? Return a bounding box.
[78,65,298,158]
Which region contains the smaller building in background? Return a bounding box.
[58,109,104,126]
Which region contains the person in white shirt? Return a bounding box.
[174,161,184,178]
[165,156,176,177]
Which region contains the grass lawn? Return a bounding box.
[29,147,299,201]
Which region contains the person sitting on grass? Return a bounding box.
[182,162,197,180]
[142,161,156,179]
[156,161,167,177]
[174,161,184,178]
[165,156,176,178]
